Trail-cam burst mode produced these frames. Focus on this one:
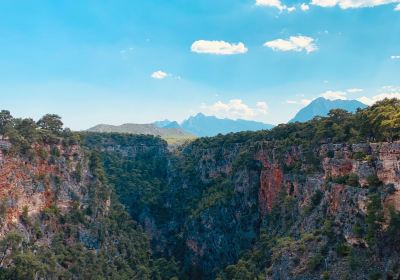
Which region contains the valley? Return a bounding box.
[0,99,399,279]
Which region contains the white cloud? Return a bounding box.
[321,90,347,100]
[256,0,286,10]
[347,88,364,93]
[391,55,400,59]
[191,40,248,55]
[357,86,400,105]
[311,0,400,9]
[255,0,296,12]
[264,36,317,53]
[201,99,268,120]
[286,99,312,105]
[151,71,168,79]
[256,102,269,113]
[395,3,400,10]
[286,98,314,106]
[301,3,310,10]
[358,93,400,105]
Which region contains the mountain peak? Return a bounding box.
[194,112,206,118]
[289,98,367,123]
[181,113,274,137]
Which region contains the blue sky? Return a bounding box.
[1,0,400,129]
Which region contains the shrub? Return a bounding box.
[352,222,364,237]
[366,175,382,187]
[346,173,359,187]
[387,207,400,245]
[322,271,330,280]
[368,271,383,280]
[311,190,324,207]
[307,254,324,271]
[336,243,351,257]
[366,193,384,247]
[353,152,366,161]
[327,150,335,158]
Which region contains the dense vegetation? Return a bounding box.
[0,112,178,279]
[189,98,400,149]
[0,98,399,279]
[84,99,400,279]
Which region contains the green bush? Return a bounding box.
[307,254,324,271]
[346,173,359,187]
[366,175,382,187]
[336,243,351,257]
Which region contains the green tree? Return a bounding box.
[366,193,384,248]
[0,110,13,135]
[37,114,63,133]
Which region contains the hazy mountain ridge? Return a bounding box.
[88,114,275,140]
[290,97,368,123]
[87,123,196,144]
[88,98,369,140]
[181,113,275,137]
[87,123,189,136]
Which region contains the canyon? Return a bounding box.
[0,99,400,279]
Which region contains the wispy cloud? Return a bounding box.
[255,0,295,11]
[347,88,364,93]
[201,99,268,120]
[395,3,400,10]
[391,55,400,59]
[311,0,400,9]
[151,70,168,80]
[321,90,347,100]
[191,40,248,55]
[320,88,364,100]
[358,86,400,105]
[264,36,317,53]
[301,3,310,10]
[286,99,312,105]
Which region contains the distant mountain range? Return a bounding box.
[86,123,196,144]
[154,114,274,137]
[289,97,368,123]
[87,114,274,141]
[87,98,368,142]
[179,113,274,137]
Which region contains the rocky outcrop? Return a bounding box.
[0,142,92,239]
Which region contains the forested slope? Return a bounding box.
[84,99,400,279]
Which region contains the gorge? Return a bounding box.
[0,99,399,279]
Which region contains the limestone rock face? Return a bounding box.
[85,135,400,279]
[0,143,93,239]
[179,140,400,278]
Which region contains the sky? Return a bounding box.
[0,0,400,130]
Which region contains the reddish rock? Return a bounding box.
[257,154,283,214]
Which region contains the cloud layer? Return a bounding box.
[321,90,347,100]
[202,99,268,120]
[264,36,317,53]
[311,0,400,9]
[255,0,296,11]
[358,86,400,105]
[191,40,248,55]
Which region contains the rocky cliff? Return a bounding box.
[85,131,400,280]
[0,125,154,279]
